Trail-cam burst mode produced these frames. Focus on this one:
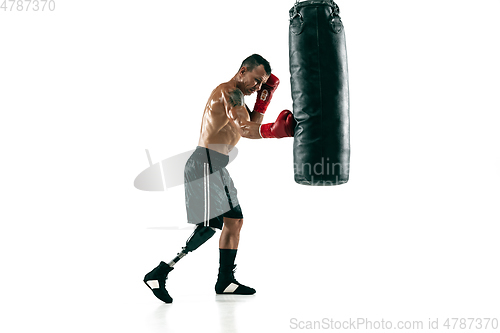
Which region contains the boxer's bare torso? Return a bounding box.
[198,65,269,155]
[197,83,246,155]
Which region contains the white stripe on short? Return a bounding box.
[203,163,210,226]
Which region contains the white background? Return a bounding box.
[1,0,499,332]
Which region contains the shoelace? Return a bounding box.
[230,264,240,284]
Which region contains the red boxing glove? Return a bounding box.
[253,74,280,114]
[259,110,296,138]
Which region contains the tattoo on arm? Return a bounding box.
[229,89,244,107]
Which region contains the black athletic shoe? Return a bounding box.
[215,264,256,295]
[143,261,174,303]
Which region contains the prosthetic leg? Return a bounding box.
[167,224,216,266]
[143,224,216,303]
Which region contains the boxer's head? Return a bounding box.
[237,54,271,95]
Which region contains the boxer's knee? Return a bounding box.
[223,217,243,233]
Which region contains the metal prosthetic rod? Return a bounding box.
[167,224,216,267]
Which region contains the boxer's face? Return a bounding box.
[239,65,270,96]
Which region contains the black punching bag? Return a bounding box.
[289,0,350,186]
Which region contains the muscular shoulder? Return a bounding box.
[220,83,244,108]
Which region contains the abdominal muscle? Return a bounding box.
[198,123,240,155]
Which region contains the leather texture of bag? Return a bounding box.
[289,0,350,186]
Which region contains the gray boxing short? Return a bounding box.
[184,146,243,229]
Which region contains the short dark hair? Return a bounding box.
[240,54,271,75]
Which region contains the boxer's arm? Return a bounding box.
[224,89,262,139]
[246,104,264,124]
[249,109,264,124]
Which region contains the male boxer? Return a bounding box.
[144,54,295,303]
